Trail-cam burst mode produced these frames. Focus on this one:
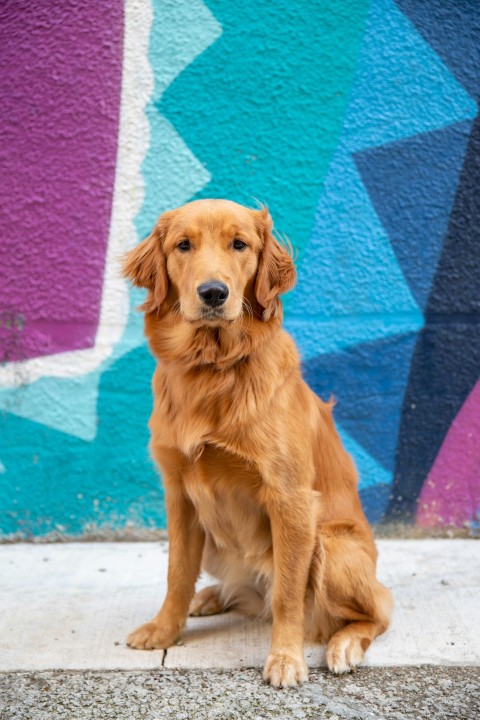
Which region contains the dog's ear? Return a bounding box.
[122,212,171,312]
[254,207,296,321]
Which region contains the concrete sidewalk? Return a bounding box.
[1,540,479,720]
[1,540,479,671]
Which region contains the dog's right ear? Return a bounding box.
[122,213,171,312]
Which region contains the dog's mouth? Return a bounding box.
[198,307,231,323]
[186,306,239,325]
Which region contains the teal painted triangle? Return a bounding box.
[160,0,370,257]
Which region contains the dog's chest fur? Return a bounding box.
[150,329,298,460]
[184,444,273,565]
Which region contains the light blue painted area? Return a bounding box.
[148,0,221,98]
[343,0,477,152]
[0,460,5,474]
[286,148,423,324]
[137,112,211,238]
[136,0,221,238]
[285,311,422,362]
[337,423,392,492]
[0,375,101,442]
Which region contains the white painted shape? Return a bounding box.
[0,541,478,671]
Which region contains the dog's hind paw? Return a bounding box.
[325,634,365,674]
[189,584,225,616]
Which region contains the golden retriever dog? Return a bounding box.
[123,199,392,688]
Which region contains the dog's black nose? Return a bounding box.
[197,281,229,308]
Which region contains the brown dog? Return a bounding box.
[123,199,392,687]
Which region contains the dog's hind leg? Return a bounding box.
[325,581,392,674]
[196,533,267,618]
[189,585,226,616]
[309,525,393,674]
[189,582,266,617]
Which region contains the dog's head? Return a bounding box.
[123,199,296,323]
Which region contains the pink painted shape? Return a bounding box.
[416,378,480,527]
[0,2,123,362]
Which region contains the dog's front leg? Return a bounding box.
[262,484,315,688]
[128,475,204,650]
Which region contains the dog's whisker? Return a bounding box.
[242,298,254,323]
[170,299,183,321]
[244,298,262,323]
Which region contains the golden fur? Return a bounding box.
[123,199,392,687]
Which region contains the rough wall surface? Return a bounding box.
[0,0,478,537]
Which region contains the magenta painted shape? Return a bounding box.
[416,379,480,527]
[0,2,123,362]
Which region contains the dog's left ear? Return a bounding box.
[254,207,296,321]
[122,212,172,312]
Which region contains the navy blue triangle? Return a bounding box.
[396,0,480,99]
[303,332,417,473]
[387,107,480,521]
[360,484,392,525]
[354,121,471,311]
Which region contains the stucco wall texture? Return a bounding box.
[0,0,479,538]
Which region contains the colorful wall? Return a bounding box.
[1,0,479,538]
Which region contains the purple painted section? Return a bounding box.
[416,379,480,528]
[0,1,123,362]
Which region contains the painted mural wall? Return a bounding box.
[1,0,479,538]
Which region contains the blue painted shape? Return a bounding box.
[354,120,472,310]
[285,149,423,324]
[337,423,392,490]
[360,484,392,524]
[0,346,163,537]
[397,0,480,99]
[303,332,417,473]
[285,312,422,362]
[343,0,477,152]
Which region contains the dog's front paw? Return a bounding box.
[263,652,308,688]
[127,621,179,650]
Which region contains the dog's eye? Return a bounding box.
[177,239,191,252]
[232,239,247,250]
